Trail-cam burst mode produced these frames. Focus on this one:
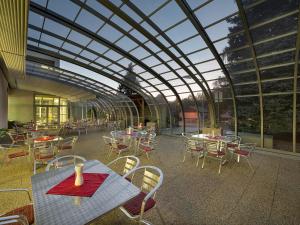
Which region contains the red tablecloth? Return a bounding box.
[47,173,109,197]
[35,136,55,142]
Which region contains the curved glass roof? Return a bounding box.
[26,0,300,153]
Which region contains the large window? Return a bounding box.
[34,95,68,126]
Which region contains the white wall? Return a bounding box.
[8,89,34,123]
[0,69,8,128]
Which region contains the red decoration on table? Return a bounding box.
[46,173,109,197]
[35,136,55,142]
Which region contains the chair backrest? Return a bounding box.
[45,155,86,171]
[102,136,112,145]
[205,140,220,152]
[239,143,256,153]
[33,144,55,159]
[123,166,163,200]
[106,155,140,176]
[226,135,241,144]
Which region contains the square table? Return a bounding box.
[31,160,140,225]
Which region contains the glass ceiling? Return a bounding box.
[26,0,300,153]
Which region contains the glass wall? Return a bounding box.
[34,95,69,126]
[27,0,300,153]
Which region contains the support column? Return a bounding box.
[0,69,8,128]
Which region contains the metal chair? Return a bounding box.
[233,143,256,171]
[110,138,129,158]
[102,135,113,157]
[182,133,205,167]
[106,155,140,180]
[0,144,30,166]
[225,135,241,152]
[0,188,33,225]
[56,136,78,155]
[33,143,56,174]
[7,131,26,146]
[201,140,226,174]
[120,166,163,225]
[45,155,86,171]
[138,133,157,159]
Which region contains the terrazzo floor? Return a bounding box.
[0,130,300,225]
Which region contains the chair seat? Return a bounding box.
[191,147,204,152]
[141,145,153,152]
[123,192,156,216]
[38,154,55,160]
[207,151,225,157]
[12,136,25,141]
[8,151,29,159]
[3,204,34,225]
[234,149,250,156]
[59,145,72,150]
[227,143,238,148]
[117,144,128,150]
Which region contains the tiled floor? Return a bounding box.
[0,130,300,225]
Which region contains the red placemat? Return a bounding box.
[47,173,109,197]
[35,136,55,142]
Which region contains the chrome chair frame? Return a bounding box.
[0,188,33,225]
[45,155,86,171]
[120,166,163,225]
[106,155,140,179]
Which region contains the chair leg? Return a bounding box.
[237,154,240,163]
[146,152,149,159]
[196,153,200,167]
[34,161,37,174]
[201,155,206,169]
[218,160,222,174]
[246,158,254,172]
[182,151,187,162]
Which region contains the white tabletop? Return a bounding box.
[31,160,140,225]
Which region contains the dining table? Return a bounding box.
[31,160,140,225]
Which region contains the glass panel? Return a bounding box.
[44,19,70,38]
[261,79,293,93]
[264,95,293,151]
[36,107,47,125]
[47,0,80,21]
[181,93,198,133]
[150,1,186,30]
[260,65,294,80]
[235,84,259,96]
[258,51,295,68]
[28,11,44,28]
[75,9,104,32]
[245,0,299,26]
[68,30,91,46]
[297,93,300,153]
[98,24,123,42]
[251,15,298,43]
[166,20,197,43]
[237,96,260,134]
[195,0,238,27]
[48,107,59,124]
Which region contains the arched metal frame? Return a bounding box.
[236,0,264,147]
[99,0,217,130]
[27,45,169,129]
[26,61,139,125]
[30,2,184,132]
[23,0,300,153]
[176,0,237,135]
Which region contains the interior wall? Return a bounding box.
[8,89,34,123]
[0,69,8,128]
